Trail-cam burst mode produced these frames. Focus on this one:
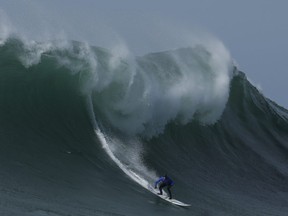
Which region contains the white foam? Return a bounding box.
[89,37,233,137]
[17,40,54,67]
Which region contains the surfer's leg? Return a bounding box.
[167,185,172,199]
[158,183,165,195]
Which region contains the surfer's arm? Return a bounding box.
[154,177,165,188]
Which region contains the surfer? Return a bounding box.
[154,174,174,199]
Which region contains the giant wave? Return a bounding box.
[0,35,288,216]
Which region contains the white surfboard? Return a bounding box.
[148,185,191,207]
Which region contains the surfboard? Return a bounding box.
[148,185,191,207]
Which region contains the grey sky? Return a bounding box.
[1,0,288,108]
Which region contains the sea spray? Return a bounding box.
[89,41,233,137]
[0,9,13,45]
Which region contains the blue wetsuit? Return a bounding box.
[154,176,174,199]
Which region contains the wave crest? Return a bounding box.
[90,40,233,136]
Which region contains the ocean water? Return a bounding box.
[0,36,288,216]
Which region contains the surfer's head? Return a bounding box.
[164,174,167,178]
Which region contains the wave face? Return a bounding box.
[1,37,288,216]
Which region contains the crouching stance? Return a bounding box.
[154,174,174,199]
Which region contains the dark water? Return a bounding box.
[0,38,288,216]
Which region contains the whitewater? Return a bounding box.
[1,12,288,216]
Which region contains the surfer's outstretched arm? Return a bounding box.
[154,177,165,188]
